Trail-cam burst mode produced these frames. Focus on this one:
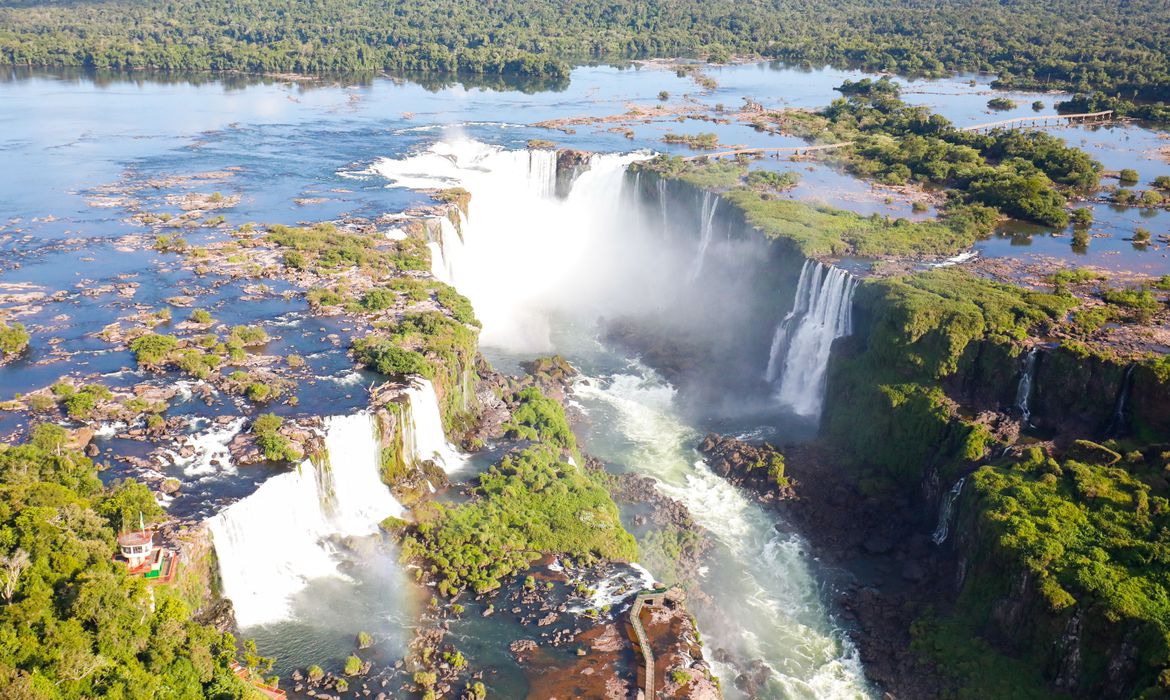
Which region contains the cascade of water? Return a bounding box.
[401,378,465,473]
[656,177,669,235]
[207,413,403,627]
[1015,347,1039,426]
[931,477,967,545]
[772,262,857,417]
[528,149,557,197]
[765,260,817,382]
[374,140,643,353]
[687,190,720,281]
[573,368,871,698]
[1107,365,1136,436]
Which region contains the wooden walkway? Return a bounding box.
[682,111,1115,162]
[959,110,1114,134]
[683,141,853,161]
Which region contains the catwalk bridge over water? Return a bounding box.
[684,110,1116,161]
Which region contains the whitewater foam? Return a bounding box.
[208,413,403,627]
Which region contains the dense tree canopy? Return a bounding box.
[0,424,258,698]
[1,0,1169,96]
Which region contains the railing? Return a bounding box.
[959,110,1115,133]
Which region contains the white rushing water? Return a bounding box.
[768,260,858,418]
[575,369,870,699]
[931,477,967,546]
[1016,347,1039,426]
[400,377,465,473]
[373,139,646,353]
[208,413,403,627]
[688,190,720,281]
[375,139,870,698]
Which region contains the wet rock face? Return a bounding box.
[555,149,591,198]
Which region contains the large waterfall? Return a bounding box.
[373,140,644,353]
[207,413,403,627]
[401,377,465,473]
[373,139,872,698]
[767,260,857,418]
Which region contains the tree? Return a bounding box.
[129,333,178,367]
[1,548,29,602]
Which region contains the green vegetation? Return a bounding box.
[251,413,302,462]
[0,424,259,697]
[637,157,1002,257]
[1119,168,1140,184]
[929,446,1170,697]
[129,333,179,367]
[0,322,29,358]
[729,186,993,256]
[3,0,1170,105]
[745,169,801,192]
[353,339,432,378]
[824,269,1075,484]
[987,97,1016,111]
[1058,92,1170,124]
[402,444,637,596]
[820,89,1101,227]
[62,384,113,420]
[189,308,213,325]
[1070,207,1093,229]
[502,386,577,454]
[344,654,362,675]
[663,132,719,150]
[354,310,478,431]
[267,222,427,275]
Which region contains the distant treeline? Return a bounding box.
[1,0,1169,98]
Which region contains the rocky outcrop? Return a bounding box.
[696,433,794,499]
[555,149,591,198]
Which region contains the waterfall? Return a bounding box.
[770,261,857,418]
[765,261,817,382]
[426,215,463,286]
[207,413,403,627]
[656,177,669,235]
[931,477,966,545]
[687,190,720,281]
[401,378,465,473]
[374,139,645,353]
[1015,347,1039,426]
[1107,365,1136,436]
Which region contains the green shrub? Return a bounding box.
[503,386,577,452]
[0,322,30,356]
[1119,168,1140,184]
[189,308,213,324]
[1070,207,1093,228]
[353,339,432,378]
[307,287,343,308]
[344,654,362,675]
[251,413,301,461]
[129,333,179,367]
[402,445,636,595]
[228,324,268,347]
